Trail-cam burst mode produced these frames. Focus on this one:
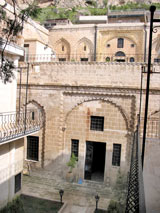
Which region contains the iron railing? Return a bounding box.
[0,110,43,143]
[125,126,146,213]
[23,53,160,63]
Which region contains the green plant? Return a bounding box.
[67,153,77,173]
[0,196,24,213]
[107,200,122,213]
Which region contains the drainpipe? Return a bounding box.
[144,24,147,63]
[94,25,97,61]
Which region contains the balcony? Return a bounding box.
[0,110,43,144]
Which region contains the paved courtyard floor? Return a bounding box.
[22,164,111,213]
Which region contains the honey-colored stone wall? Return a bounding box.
[17,62,160,184]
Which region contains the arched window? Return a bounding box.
[62,45,64,51]
[117,38,124,48]
[130,57,135,62]
[84,45,86,51]
[115,51,125,57]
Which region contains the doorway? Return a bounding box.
[84,141,106,182]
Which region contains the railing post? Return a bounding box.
[142,5,156,169]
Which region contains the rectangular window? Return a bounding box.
[71,139,79,160]
[117,38,124,48]
[90,116,104,131]
[81,58,88,61]
[154,58,160,63]
[112,144,121,166]
[59,58,66,61]
[32,111,35,120]
[27,136,39,161]
[15,173,21,193]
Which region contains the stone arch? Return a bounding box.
[106,36,136,46]
[64,97,130,132]
[55,38,71,61]
[24,100,46,168]
[76,37,94,61]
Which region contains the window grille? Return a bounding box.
[81,58,88,61]
[15,173,21,193]
[154,58,160,63]
[117,38,124,48]
[112,144,121,166]
[90,116,104,131]
[71,139,79,159]
[59,58,66,61]
[27,136,39,161]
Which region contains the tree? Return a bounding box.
[0,0,41,83]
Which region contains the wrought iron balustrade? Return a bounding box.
[0,110,43,143]
[23,53,160,63]
[125,126,146,213]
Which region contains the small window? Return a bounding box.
[117,38,124,48]
[81,58,88,61]
[59,58,66,61]
[154,58,160,63]
[24,44,29,47]
[131,44,135,48]
[15,173,21,193]
[27,136,39,161]
[112,144,121,166]
[62,45,64,51]
[84,45,86,51]
[115,51,125,57]
[32,111,35,120]
[130,57,135,62]
[90,116,104,131]
[107,44,110,48]
[71,139,79,160]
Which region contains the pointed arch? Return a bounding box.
[55,38,71,61]
[64,98,130,132]
[76,37,94,61]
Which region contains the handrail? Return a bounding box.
[0,110,43,144]
[125,125,146,213]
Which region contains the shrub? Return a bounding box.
[0,196,24,213]
[67,153,77,173]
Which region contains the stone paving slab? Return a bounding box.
[22,173,111,211]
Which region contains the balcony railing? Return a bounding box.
[125,126,146,213]
[23,53,160,63]
[0,110,43,144]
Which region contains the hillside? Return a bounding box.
[17,0,160,24]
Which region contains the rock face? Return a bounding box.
[17,0,159,9]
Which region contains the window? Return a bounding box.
[117,38,124,48]
[131,44,135,48]
[107,44,110,48]
[32,111,35,120]
[59,58,66,61]
[112,144,121,166]
[27,136,39,161]
[90,116,104,131]
[130,57,135,62]
[62,45,64,51]
[84,45,86,51]
[154,58,160,63]
[15,173,21,193]
[71,139,79,159]
[115,51,125,57]
[81,58,88,61]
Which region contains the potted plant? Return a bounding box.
[66,153,78,182]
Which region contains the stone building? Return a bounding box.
[17,10,160,188]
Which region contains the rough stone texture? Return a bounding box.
[17,62,160,187]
